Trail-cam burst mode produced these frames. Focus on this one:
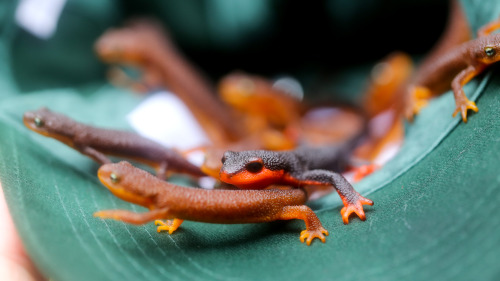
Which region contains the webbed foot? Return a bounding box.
[452,98,478,122]
[155,218,183,234]
[299,227,329,246]
[340,196,374,224]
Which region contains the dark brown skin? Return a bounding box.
[94,161,329,245]
[95,18,244,146]
[406,16,500,122]
[23,108,205,179]
[219,149,374,224]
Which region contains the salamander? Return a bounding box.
[219,148,374,224]
[94,161,329,245]
[95,18,244,145]
[23,108,205,179]
[405,16,500,122]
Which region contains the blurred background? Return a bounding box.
[1,0,449,103]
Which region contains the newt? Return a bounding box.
[23,108,205,179]
[353,52,412,165]
[219,148,373,224]
[94,161,329,245]
[405,15,500,122]
[95,18,244,145]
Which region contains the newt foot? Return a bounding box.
[155,219,182,234]
[299,228,329,246]
[340,196,374,224]
[452,99,478,122]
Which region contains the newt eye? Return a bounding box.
[34,117,44,128]
[485,47,496,57]
[110,173,120,183]
[245,161,263,173]
[221,155,226,164]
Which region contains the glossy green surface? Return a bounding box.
[1,1,499,280]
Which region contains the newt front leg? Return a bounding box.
[155,219,184,234]
[451,65,482,122]
[300,170,374,224]
[278,205,328,245]
[94,208,169,224]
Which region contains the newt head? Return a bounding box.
[94,27,152,65]
[219,150,288,190]
[472,34,500,65]
[23,108,77,148]
[98,162,157,209]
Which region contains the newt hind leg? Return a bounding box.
[277,205,328,246]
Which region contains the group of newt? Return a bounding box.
[23,2,500,245]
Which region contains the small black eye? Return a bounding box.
[34,117,44,127]
[110,173,120,183]
[485,47,496,57]
[221,155,226,164]
[246,161,263,173]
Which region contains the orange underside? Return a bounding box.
[219,168,288,189]
[220,168,326,190]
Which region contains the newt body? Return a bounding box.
[406,17,500,122]
[95,19,244,145]
[95,162,328,245]
[219,148,373,224]
[23,108,204,178]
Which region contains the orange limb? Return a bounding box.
[451,65,481,122]
[405,86,432,121]
[352,164,380,182]
[477,19,500,37]
[155,219,184,234]
[277,205,329,246]
[338,195,374,225]
[94,208,169,225]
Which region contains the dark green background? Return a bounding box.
[0,1,499,280]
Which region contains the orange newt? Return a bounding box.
[353,52,412,164]
[219,148,373,224]
[23,108,205,179]
[94,161,329,245]
[405,16,500,122]
[95,18,244,145]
